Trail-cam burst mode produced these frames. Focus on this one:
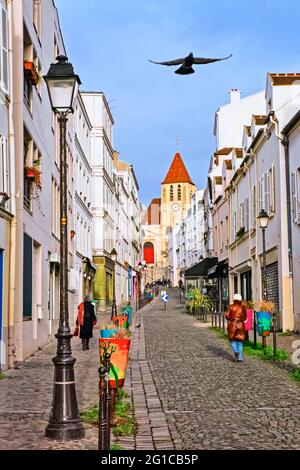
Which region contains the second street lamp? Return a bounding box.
[44,56,84,440]
[111,249,117,320]
[258,209,269,352]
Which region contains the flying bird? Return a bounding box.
[149,52,232,75]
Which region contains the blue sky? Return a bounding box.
[55,0,300,205]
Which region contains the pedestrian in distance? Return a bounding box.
[76,294,97,351]
[225,293,247,362]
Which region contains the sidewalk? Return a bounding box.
[0,297,172,450]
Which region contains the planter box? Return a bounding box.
[99,338,131,389]
[99,329,117,338]
[244,308,253,331]
[24,61,39,85]
[256,311,272,337]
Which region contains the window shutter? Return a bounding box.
[297,169,300,223]
[269,165,275,213]
[3,136,8,193]
[291,172,297,223]
[0,136,3,192]
[263,172,269,212]
[258,179,262,213]
[0,7,9,94]
[244,197,249,231]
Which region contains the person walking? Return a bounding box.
[76,294,97,351]
[225,293,247,362]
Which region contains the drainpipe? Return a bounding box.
[7,0,16,368]
[282,134,294,323]
[269,112,294,329]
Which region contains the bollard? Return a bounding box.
[222,313,225,331]
[253,311,257,348]
[179,289,182,302]
[219,311,221,329]
[272,311,277,359]
[104,352,111,450]
[98,366,107,451]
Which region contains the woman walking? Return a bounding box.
[225,293,247,362]
[76,294,97,350]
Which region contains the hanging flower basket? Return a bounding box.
[25,166,42,186]
[24,61,40,86]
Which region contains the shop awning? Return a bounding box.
[184,257,218,278]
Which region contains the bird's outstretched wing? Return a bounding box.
[193,54,232,64]
[149,57,185,66]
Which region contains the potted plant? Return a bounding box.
[255,300,275,337]
[99,322,117,338]
[99,334,131,389]
[185,288,212,315]
[24,61,41,86]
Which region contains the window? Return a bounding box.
[33,0,41,38]
[0,136,9,195]
[291,168,300,224]
[0,7,9,94]
[177,184,181,201]
[258,167,275,216]
[170,185,174,201]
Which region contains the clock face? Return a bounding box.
[172,203,180,212]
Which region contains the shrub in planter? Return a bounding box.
[255,300,275,337]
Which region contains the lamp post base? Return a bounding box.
[45,335,85,441]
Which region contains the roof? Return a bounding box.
[235,148,243,158]
[268,73,300,86]
[185,257,218,278]
[282,109,300,135]
[162,152,194,185]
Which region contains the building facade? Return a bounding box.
[81,92,115,311]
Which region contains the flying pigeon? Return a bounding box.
[149,52,232,75]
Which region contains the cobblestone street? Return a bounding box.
[1,290,300,450]
[140,289,300,450]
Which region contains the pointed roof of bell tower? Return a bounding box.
[162,152,194,185]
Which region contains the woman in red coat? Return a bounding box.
[225,294,247,362]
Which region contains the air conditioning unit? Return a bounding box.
[50,252,60,264]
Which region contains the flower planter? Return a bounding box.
[99,329,117,338]
[256,311,272,337]
[244,308,253,331]
[26,168,35,179]
[112,316,128,329]
[99,338,131,389]
[24,61,40,86]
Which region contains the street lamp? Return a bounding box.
[258,209,269,301]
[44,56,84,440]
[258,209,269,352]
[111,248,117,320]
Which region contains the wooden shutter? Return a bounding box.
[291,172,297,223]
[263,172,269,212]
[0,7,9,94]
[297,169,300,223]
[244,197,249,231]
[269,165,275,213]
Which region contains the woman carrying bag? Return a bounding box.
[225,293,247,362]
[76,294,97,350]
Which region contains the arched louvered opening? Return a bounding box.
[177,184,181,201]
[170,185,174,201]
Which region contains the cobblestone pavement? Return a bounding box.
[140,289,300,450]
[0,315,110,450]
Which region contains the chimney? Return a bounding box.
[229,88,241,105]
[113,150,119,161]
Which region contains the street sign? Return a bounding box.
[161,290,166,297]
[162,294,168,302]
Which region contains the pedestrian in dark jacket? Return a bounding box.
[225,293,247,362]
[76,294,97,351]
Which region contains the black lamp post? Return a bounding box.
[258,209,269,351]
[44,56,84,440]
[110,249,117,320]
